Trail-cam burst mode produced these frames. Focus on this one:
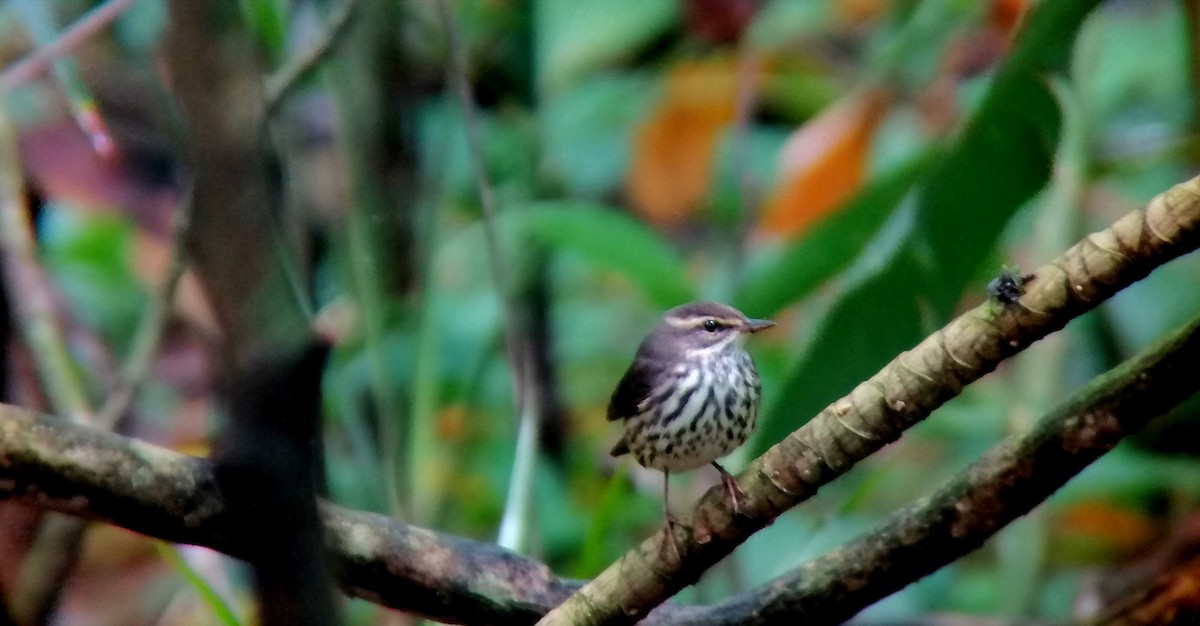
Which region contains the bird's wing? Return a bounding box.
[606,356,655,422]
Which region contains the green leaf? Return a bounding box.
[154,542,242,626]
[750,0,1103,456]
[238,0,288,62]
[542,73,659,197]
[510,201,694,309]
[735,148,938,317]
[41,210,145,350]
[996,514,1048,617]
[535,0,677,94]
[751,245,926,456]
[914,0,1103,312]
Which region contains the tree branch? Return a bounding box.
[1,296,1198,625]
[0,402,580,624]
[659,311,1200,625]
[537,175,1200,624]
[263,0,358,119]
[0,0,137,92]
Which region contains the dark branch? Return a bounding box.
[0,402,581,624]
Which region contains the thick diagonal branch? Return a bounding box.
[537,177,1200,624]
[660,312,1200,625]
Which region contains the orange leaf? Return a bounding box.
[836,0,890,25]
[757,88,889,239]
[436,404,469,442]
[1058,501,1158,553]
[990,0,1030,36]
[627,58,742,226]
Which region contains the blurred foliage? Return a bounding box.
[2,0,1200,624]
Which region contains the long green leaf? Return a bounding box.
[915,0,1102,312]
[753,237,926,455]
[511,201,695,309]
[753,0,1103,453]
[154,542,241,626]
[735,148,938,317]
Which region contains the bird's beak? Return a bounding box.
[744,319,775,333]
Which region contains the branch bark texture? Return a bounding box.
[661,312,1200,625]
[537,178,1200,624]
[0,403,579,624]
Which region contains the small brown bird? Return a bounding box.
[609,302,774,541]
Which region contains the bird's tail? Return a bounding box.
[609,436,629,457]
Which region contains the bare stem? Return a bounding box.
[96,189,193,429]
[729,48,761,294]
[0,114,94,425]
[435,0,540,552]
[0,107,99,626]
[264,0,358,118]
[0,0,137,92]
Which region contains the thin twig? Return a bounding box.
[96,187,194,429]
[13,0,115,156]
[0,105,99,626]
[263,0,358,118]
[0,0,137,92]
[435,0,540,552]
[0,111,93,424]
[435,0,518,341]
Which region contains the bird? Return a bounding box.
[608,301,774,550]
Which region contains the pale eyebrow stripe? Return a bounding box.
[664,316,741,329]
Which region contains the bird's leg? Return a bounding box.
[712,462,747,514]
[661,471,684,562]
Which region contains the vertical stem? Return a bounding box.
[436,0,540,551]
[1184,0,1200,160]
[325,0,420,518]
[346,211,407,516]
[996,75,1089,618]
[0,117,92,424]
[0,107,98,626]
[497,382,541,550]
[728,48,761,297]
[96,191,193,429]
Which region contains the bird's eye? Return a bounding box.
[703,319,718,332]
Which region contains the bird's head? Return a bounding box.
[649,301,774,358]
